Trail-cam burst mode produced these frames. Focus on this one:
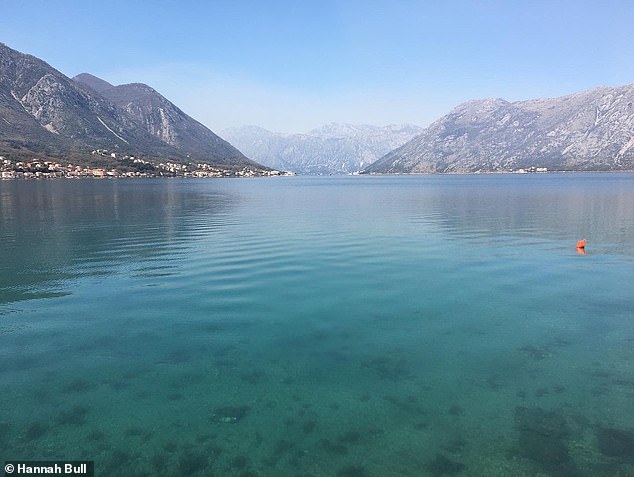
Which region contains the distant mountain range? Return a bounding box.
[364,84,634,173]
[0,43,262,170]
[222,123,422,174]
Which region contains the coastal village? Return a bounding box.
[0,151,289,179]
[1,154,549,178]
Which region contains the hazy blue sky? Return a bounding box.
[3,0,634,132]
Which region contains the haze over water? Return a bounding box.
[1,174,633,476]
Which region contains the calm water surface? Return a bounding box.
[1,174,633,476]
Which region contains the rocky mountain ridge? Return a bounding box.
[74,76,249,167]
[364,84,634,173]
[0,43,261,170]
[222,123,422,174]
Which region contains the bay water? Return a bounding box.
[1,174,633,476]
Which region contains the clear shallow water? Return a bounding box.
[1,174,633,476]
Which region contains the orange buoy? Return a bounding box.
[576,239,586,249]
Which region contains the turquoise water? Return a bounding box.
[1,174,633,476]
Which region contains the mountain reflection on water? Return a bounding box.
[0,179,237,306]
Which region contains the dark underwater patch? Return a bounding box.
[425,453,466,475]
[596,426,634,459]
[514,406,579,476]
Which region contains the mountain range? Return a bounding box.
[364,84,634,173]
[3,42,634,175]
[0,43,262,170]
[222,123,422,174]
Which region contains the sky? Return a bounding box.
[3,0,634,133]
